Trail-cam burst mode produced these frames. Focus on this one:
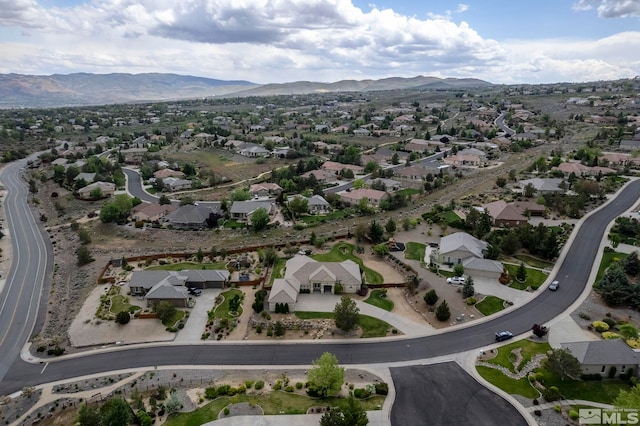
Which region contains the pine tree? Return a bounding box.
[435,300,451,321]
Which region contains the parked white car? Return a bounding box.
[446,276,466,285]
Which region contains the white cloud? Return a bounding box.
[0,0,637,84]
[573,0,640,17]
[456,4,469,14]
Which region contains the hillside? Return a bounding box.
[0,73,492,108]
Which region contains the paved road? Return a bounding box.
[1,164,639,396]
[0,159,53,382]
[495,112,515,136]
[390,363,527,425]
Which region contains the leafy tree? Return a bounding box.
[251,207,270,232]
[385,218,396,234]
[595,263,632,306]
[367,220,385,243]
[453,264,464,277]
[495,176,507,188]
[76,402,101,426]
[165,390,182,414]
[424,289,438,306]
[391,152,399,165]
[262,247,278,266]
[231,188,251,201]
[115,311,130,325]
[462,276,475,298]
[228,294,242,314]
[99,194,134,223]
[372,243,389,257]
[435,300,451,321]
[321,394,369,425]
[100,397,132,426]
[274,320,285,336]
[618,323,639,340]
[624,251,640,276]
[307,352,345,398]
[524,183,536,198]
[76,246,94,266]
[544,348,581,381]
[354,223,368,243]
[137,411,153,426]
[289,196,309,215]
[614,384,640,409]
[158,194,171,205]
[516,262,527,282]
[334,296,359,332]
[532,323,548,338]
[154,301,176,323]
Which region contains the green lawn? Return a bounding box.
[512,254,554,270]
[396,188,421,197]
[162,310,185,327]
[312,243,384,284]
[269,257,287,287]
[484,340,551,373]
[146,261,228,271]
[222,219,247,229]
[364,290,394,312]
[476,366,539,398]
[295,311,392,338]
[299,209,351,225]
[596,251,628,282]
[404,242,426,262]
[109,295,141,314]
[213,289,244,319]
[475,296,505,316]
[437,211,461,225]
[539,370,633,404]
[504,264,548,290]
[165,392,385,425]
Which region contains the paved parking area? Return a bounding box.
[390,362,527,426]
[175,289,221,342]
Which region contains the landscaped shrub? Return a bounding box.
[273,380,282,391]
[217,385,231,396]
[424,289,438,306]
[602,317,616,328]
[602,331,620,339]
[541,386,561,402]
[569,410,579,420]
[245,381,254,389]
[465,297,476,305]
[554,405,561,413]
[223,407,230,416]
[592,321,610,332]
[296,382,303,389]
[285,386,294,392]
[580,374,603,381]
[353,388,371,399]
[375,383,389,395]
[254,381,264,390]
[204,387,217,399]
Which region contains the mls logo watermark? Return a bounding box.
[579,408,639,424]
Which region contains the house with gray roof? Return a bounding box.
[462,258,504,280]
[74,172,96,184]
[165,204,220,229]
[77,181,115,199]
[438,232,487,265]
[288,194,330,215]
[229,199,276,222]
[268,255,362,312]
[561,340,640,378]
[162,177,192,192]
[518,178,564,194]
[145,281,190,308]
[620,140,640,151]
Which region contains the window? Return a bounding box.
[622,365,626,372]
[601,365,606,373]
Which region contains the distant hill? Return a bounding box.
[0,73,492,108]
[0,73,257,108]
[232,75,493,96]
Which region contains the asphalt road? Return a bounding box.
[0,159,53,382]
[390,363,527,425]
[0,164,639,396]
[495,112,515,136]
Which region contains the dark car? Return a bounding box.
[495,331,513,342]
[549,280,560,291]
[188,288,202,296]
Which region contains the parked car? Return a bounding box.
[188,288,202,296]
[495,331,514,342]
[548,280,560,291]
[446,276,466,285]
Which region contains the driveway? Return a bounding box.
[175,289,221,342]
[390,362,527,426]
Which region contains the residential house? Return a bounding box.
[249,183,283,198]
[74,172,96,184]
[561,340,640,378]
[518,178,564,194]
[154,169,185,179]
[165,204,220,229]
[395,165,432,180]
[300,169,335,184]
[482,200,528,227]
[339,188,389,207]
[462,257,504,280]
[288,194,330,215]
[130,202,177,222]
[353,128,371,136]
[229,199,276,223]
[162,177,192,192]
[512,201,546,217]
[444,148,486,167]
[321,161,364,175]
[268,255,362,312]
[364,178,402,192]
[77,181,115,199]
[240,144,270,158]
[129,270,230,307]
[438,232,487,265]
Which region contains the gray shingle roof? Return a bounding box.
[439,232,487,259]
[562,340,640,365]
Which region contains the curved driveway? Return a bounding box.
[1,165,639,395]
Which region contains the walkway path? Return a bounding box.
[295,293,428,337]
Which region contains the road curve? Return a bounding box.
[1,164,639,395]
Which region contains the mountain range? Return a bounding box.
[0,73,492,108]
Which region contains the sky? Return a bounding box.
[0,0,639,85]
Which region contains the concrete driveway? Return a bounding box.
[175,289,221,342]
